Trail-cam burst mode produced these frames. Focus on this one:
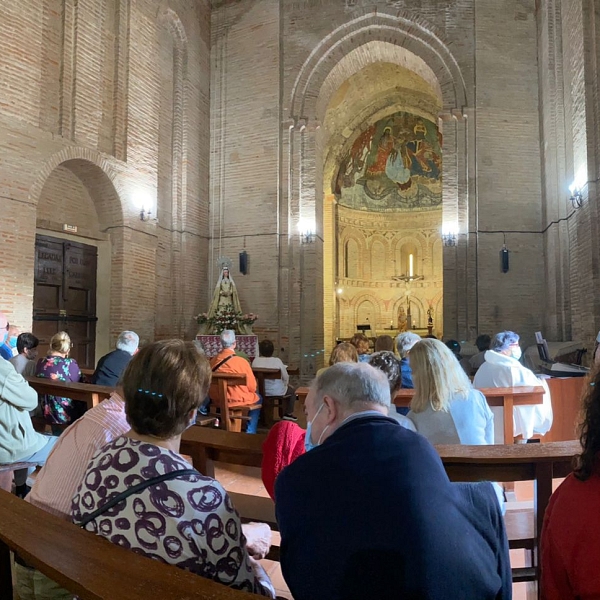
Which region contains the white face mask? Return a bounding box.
[511,347,522,361]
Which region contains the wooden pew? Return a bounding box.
[394,386,545,444]
[0,489,264,600]
[437,440,579,589]
[209,372,261,432]
[181,427,580,591]
[253,366,285,427]
[26,377,114,410]
[297,386,545,443]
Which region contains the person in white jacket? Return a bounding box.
[0,311,58,497]
[473,330,553,443]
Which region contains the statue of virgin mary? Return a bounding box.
[203,265,251,334]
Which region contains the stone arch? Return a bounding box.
[338,227,367,279]
[289,12,467,122]
[29,147,125,229]
[344,238,360,279]
[288,11,469,376]
[351,293,382,331]
[394,236,425,276]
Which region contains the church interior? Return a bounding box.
[1,0,600,599]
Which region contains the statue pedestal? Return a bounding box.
[195,335,259,359]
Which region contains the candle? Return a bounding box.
[409,254,414,277]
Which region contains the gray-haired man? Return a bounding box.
[92,331,139,387]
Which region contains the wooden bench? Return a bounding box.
[25,377,114,410]
[436,440,579,590]
[209,372,262,432]
[0,489,265,600]
[252,366,287,427]
[296,385,545,443]
[181,427,580,592]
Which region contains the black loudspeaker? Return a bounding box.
[500,247,509,273]
[239,251,248,275]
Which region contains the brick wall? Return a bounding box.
[537,0,600,360]
[0,0,211,354]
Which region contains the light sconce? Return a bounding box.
[299,218,316,244]
[441,224,458,247]
[569,185,583,209]
[140,207,152,222]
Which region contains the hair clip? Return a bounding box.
[137,388,164,398]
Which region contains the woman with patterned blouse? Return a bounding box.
[35,331,82,433]
[71,340,274,597]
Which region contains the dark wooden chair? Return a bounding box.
[253,367,288,427]
[208,372,262,432]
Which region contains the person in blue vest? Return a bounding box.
[92,331,139,386]
[275,362,511,600]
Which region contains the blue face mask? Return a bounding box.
[304,403,328,452]
[8,336,17,349]
[0,330,7,346]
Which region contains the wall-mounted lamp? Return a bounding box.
[569,185,583,209]
[299,218,316,244]
[441,224,458,247]
[140,207,152,222]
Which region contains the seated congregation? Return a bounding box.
[1,307,598,600]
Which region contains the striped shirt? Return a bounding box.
[27,392,130,519]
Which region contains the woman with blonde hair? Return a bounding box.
[35,331,82,433]
[407,338,494,446]
[408,339,503,511]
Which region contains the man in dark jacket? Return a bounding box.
[92,331,138,386]
[275,362,511,600]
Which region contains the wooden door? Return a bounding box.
[33,235,97,369]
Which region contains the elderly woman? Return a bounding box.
[316,342,358,377]
[35,331,82,434]
[395,331,421,388]
[349,333,371,362]
[368,351,416,432]
[71,340,274,597]
[541,367,600,599]
[473,330,553,442]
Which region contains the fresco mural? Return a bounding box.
[334,111,442,211]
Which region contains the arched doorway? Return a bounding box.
[323,60,444,348]
[286,19,469,376]
[32,158,123,366]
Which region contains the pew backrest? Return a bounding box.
[0,489,264,600]
[25,377,114,410]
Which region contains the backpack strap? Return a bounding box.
[212,354,235,372]
[78,468,198,528]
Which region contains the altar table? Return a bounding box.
[196,335,258,359]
